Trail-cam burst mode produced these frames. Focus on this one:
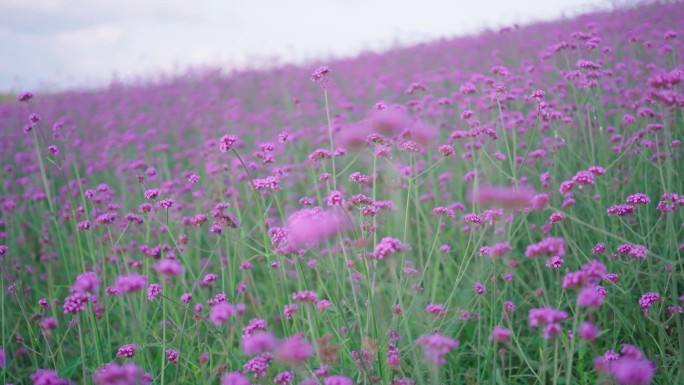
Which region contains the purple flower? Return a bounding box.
[369,237,410,260]
[30,369,68,385]
[528,307,568,328]
[609,357,656,385]
[626,193,650,205]
[18,91,34,102]
[244,353,272,378]
[63,292,90,314]
[72,272,99,294]
[242,332,278,356]
[607,204,636,216]
[93,362,151,385]
[114,274,148,294]
[311,66,330,83]
[273,371,293,385]
[210,302,237,326]
[592,242,606,254]
[154,259,184,276]
[489,326,512,343]
[143,189,161,200]
[222,372,250,385]
[274,333,313,364]
[286,207,347,248]
[579,321,600,341]
[283,303,298,321]
[165,349,179,364]
[415,333,459,364]
[324,376,353,385]
[147,283,162,301]
[219,135,238,152]
[116,344,137,358]
[638,292,659,315]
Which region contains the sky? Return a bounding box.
[0,0,616,92]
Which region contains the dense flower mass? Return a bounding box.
[1,3,682,385]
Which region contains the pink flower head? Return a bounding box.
[116,344,138,358]
[628,245,648,259]
[242,331,278,356]
[549,212,566,223]
[469,185,537,209]
[620,344,645,360]
[165,349,179,364]
[292,290,318,302]
[283,304,298,320]
[274,333,314,364]
[147,283,162,301]
[93,362,152,385]
[577,287,604,308]
[592,242,606,255]
[473,282,487,295]
[18,91,34,102]
[219,135,238,152]
[40,317,57,333]
[361,107,413,139]
[528,307,568,328]
[425,303,447,317]
[608,357,656,385]
[489,326,512,343]
[72,272,99,294]
[572,170,595,187]
[415,333,459,365]
[526,237,566,258]
[607,204,636,216]
[30,369,69,385]
[273,371,293,385]
[316,300,331,311]
[370,237,410,260]
[244,353,272,378]
[504,301,516,312]
[463,213,482,224]
[242,318,267,338]
[154,259,184,276]
[63,292,90,314]
[287,207,348,248]
[324,375,353,385]
[562,270,586,289]
[222,372,251,385]
[438,145,455,157]
[579,321,600,341]
[546,256,565,269]
[638,292,659,314]
[114,274,147,294]
[143,189,161,200]
[626,193,650,205]
[210,302,237,325]
[326,190,345,206]
[311,66,330,83]
[559,180,575,194]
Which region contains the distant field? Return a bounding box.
[0,2,683,385]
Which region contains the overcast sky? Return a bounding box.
[0,0,613,92]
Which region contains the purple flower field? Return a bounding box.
[1,2,684,384]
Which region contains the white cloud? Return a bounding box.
[1,0,64,13]
[54,24,122,47]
